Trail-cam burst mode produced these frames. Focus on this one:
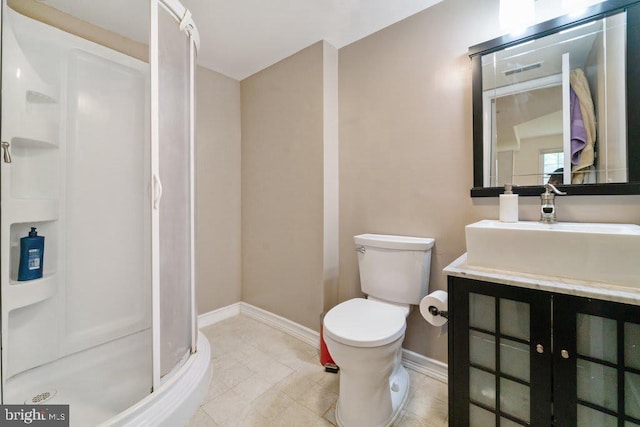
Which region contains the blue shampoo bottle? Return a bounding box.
[18,227,44,281]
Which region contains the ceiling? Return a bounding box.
[39,0,443,80]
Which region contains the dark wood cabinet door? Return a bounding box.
[553,295,640,427]
[449,277,553,426]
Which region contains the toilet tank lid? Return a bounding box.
[354,234,435,251]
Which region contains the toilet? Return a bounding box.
[323,234,435,427]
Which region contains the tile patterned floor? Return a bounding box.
[188,314,448,426]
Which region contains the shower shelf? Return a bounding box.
[26,90,56,105]
[4,199,58,224]
[5,115,58,148]
[4,95,60,148]
[6,274,56,311]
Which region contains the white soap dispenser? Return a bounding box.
[499,184,518,222]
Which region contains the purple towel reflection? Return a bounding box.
[570,86,587,165]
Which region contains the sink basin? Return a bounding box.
[465,220,640,288]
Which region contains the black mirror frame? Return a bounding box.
[469,0,640,197]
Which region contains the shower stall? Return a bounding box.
[0,0,210,425]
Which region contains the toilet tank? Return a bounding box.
[354,234,435,305]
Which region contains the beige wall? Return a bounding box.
[241,42,328,331]
[196,66,242,314]
[338,0,640,363]
[322,42,341,312]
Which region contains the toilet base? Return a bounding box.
[335,365,410,427]
[390,364,410,422]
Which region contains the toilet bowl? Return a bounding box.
[323,298,410,427]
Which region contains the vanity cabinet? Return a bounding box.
[448,276,640,427]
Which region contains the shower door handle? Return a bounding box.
[1,141,11,163]
[153,174,163,210]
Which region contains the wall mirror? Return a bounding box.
[469,0,640,196]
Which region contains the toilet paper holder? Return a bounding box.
[428,305,448,319]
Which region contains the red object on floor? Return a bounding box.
[320,316,335,366]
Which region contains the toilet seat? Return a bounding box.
[324,298,406,348]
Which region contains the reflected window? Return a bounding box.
[541,149,564,184]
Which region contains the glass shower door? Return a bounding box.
[151,0,197,385]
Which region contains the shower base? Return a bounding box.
[5,329,152,426]
[4,330,211,426]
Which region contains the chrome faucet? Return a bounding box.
[540,183,567,224]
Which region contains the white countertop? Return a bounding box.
[444,253,640,306]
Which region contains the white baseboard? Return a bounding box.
[402,348,448,384]
[197,303,241,329]
[238,302,320,348]
[198,302,448,384]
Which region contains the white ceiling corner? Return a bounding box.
[183,0,443,80]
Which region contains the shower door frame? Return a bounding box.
[150,0,199,391]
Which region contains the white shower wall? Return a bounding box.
[2,8,151,382]
[63,49,150,354]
